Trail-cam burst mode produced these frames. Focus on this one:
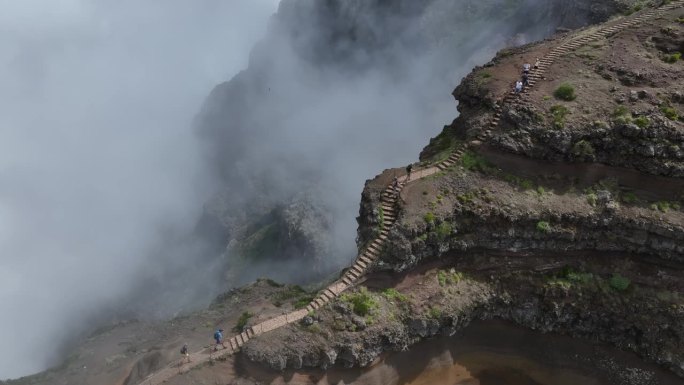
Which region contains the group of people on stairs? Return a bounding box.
[514,58,541,93]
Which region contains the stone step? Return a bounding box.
[360,255,373,264]
[356,259,368,269]
[241,332,249,343]
[321,291,334,301]
[229,338,237,351]
[306,304,315,312]
[314,297,326,307]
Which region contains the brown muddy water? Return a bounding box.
[237,320,682,385]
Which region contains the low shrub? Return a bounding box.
[536,221,551,233]
[342,287,378,317]
[633,116,650,128]
[550,105,570,128]
[382,288,408,302]
[553,83,577,101]
[234,312,253,332]
[436,222,452,240]
[660,105,679,121]
[621,192,637,204]
[663,52,681,63]
[424,212,436,223]
[609,274,630,291]
[572,140,595,159]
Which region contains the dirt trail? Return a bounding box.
[134,2,684,384]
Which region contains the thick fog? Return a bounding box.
[0,0,278,379]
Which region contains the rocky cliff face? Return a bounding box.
[242,3,684,378]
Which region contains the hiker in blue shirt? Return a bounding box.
[213,329,226,350]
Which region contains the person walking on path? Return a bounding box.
[392,176,400,194]
[213,329,226,351]
[405,164,413,182]
[522,72,529,87]
[534,58,541,69]
[180,344,191,364]
[523,63,531,74]
[515,80,523,94]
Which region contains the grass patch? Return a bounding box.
[536,221,551,233]
[572,140,595,159]
[382,288,408,303]
[424,212,436,224]
[460,151,493,172]
[341,287,378,317]
[428,306,442,319]
[550,105,570,128]
[436,222,453,240]
[233,312,253,332]
[553,83,576,101]
[633,116,650,128]
[609,274,630,291]
[437,269,465,286]
[660,105,679,121]
[663,52,681,63]
[502,174,534,190]
[621,192,637,204]
[586,192,598,206]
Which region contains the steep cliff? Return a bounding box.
[242,3,684,378]
[192,0,643,285]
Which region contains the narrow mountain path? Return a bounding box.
[136,2,684,383]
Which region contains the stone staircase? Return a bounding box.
[136,2,683,384]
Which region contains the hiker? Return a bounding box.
[534,58,541,69]
[213,329,226,350]
[392,176,399,193]
[405,164,413,181]
[180,344,191,363]
[522,73,530,87]
[515,80,523,94]
[522,63,531,74]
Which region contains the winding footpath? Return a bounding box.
[137,2,684,383]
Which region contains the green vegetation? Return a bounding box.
[536,221,551,233]
[436,222,453,240]
[677,17,684,24]
[624,2,644,15]
[272,285,312,308]
[660,105,680,121]
[633,116,650,128]
[609,274,631,291]
[550,105,570,128]
[612,105,634,125]
[553,83,577,101]
[382,288,408,303]
[536,186,546,196]
[586,192,598,206]
[342,287,378,317]
[424,212,436,224]
[234,312,253,332]
[456,191,477,204]
[663,52,681,63]
[503,174,534,190]
[547,267,594,289]
[427,130,461,162]
[428,306,442,319]
[572,140,595,159]
[650,201,680,212]
[437,269,465,286]
[460,151,493,172]
[621,192,637,204]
